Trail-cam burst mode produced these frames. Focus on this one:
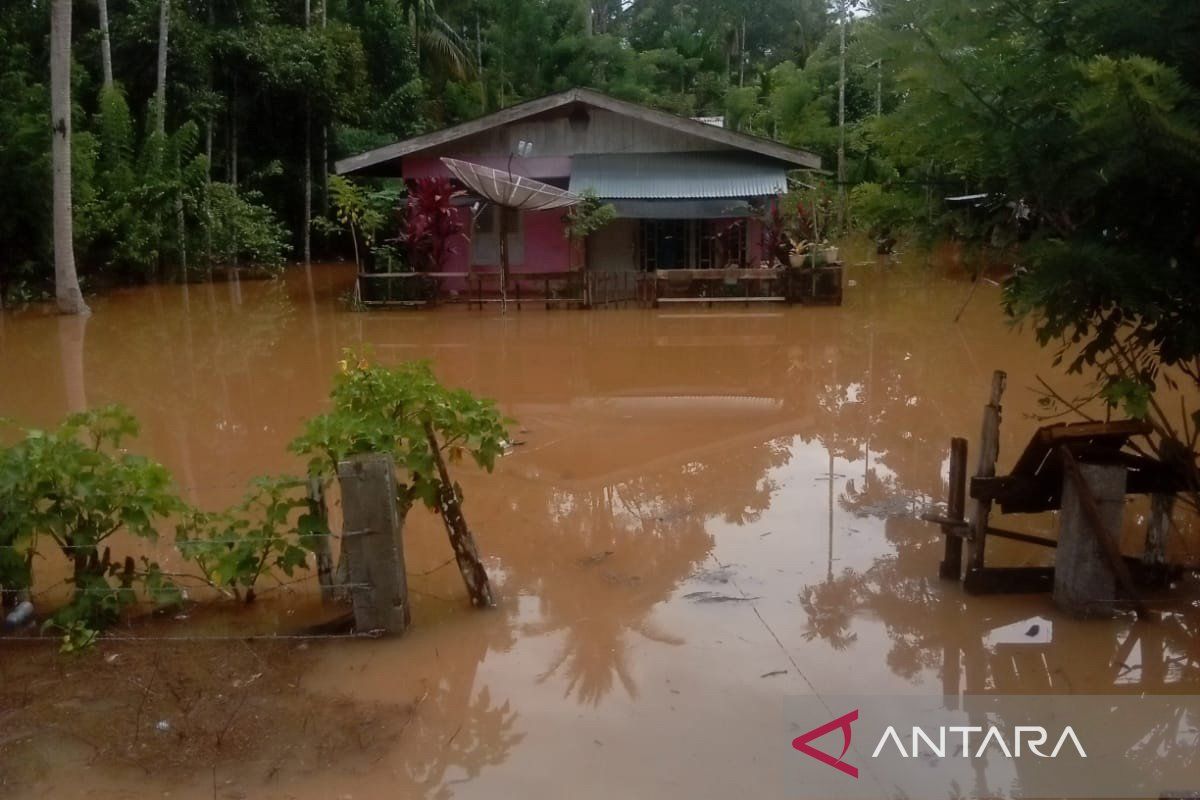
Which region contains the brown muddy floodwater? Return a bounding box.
[1,244,1198,799]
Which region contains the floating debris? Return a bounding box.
[683,591,757,603]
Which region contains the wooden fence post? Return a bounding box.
[939,437,969,579]
[336,453,411,634]
[306,476,336,603]
[967,371,1006,577]
[1143,493,1174,583]
[424,421,495,607]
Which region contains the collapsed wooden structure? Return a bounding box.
[927,371,1187,617]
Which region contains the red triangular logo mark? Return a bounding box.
[792,708,859,779]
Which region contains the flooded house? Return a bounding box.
[334,88,822,304]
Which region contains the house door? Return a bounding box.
[640,220,693,270]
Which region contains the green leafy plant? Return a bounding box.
[176,476,327,603]
[0,406,185,644]
[289,352,509,512]
[206,184,290,270]
[563,189,617,241]
[320,176,402,271]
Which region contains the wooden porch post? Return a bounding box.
[498,206,509,313]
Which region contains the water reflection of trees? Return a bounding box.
[391,635,525,800]
[502,432,792,705]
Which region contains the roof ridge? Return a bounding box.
[335,88,821,176]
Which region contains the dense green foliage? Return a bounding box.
[0,407,184,646]
[859,1,1200,498]
[290,353,510,512]
[0,0,844,300]
[0,356,507,646]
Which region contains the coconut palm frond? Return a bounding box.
[422,18,473,79]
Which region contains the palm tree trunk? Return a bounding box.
[51,0,88,315]
[98,0,113,89]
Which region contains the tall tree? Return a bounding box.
[155,0,169,134]
[97,0,113,89]
[50,0,88,314]
[303,0,312,265]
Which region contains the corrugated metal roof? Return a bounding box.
[569,152,788,199]
[608,199,753,218]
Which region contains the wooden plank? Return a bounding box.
[657,297,787,303]
[1142,493,1174,586]
[964,566,1055,595]
[968,371,1006,572]
[1010,420,1152,477]
[1057,447,1149,619]
[939,437,968,580]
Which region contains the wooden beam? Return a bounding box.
[939,437,968,580]
[964,566,1055,595]
[968,371,1006,572]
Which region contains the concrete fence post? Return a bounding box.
[336,453,411,635]
[1054,461,1127,618]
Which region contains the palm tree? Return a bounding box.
[51,0,89,315]
[403,0,472,80]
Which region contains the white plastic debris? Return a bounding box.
[985,616,1053,646]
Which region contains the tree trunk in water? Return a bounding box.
[156,0,169,135]
[229,78,239,268]
[423,421,494,608]
[51,0,88,315]
[205,0,215,272]
[205,116,214,272]
[836,0,847,231]
[320,0,329,213]
[98,0,113,89]
[302,0,311,265]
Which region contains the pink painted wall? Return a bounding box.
[403,154,772,274]
[404,156,573,277]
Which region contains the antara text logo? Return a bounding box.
[792,708,1087,779]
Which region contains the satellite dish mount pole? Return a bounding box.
[498,203,509,314]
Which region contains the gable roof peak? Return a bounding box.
[335,87,821,176]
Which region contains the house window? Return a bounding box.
[472,205,523,266]
[638,219,745,270]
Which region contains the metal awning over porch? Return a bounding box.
[607,199,754,218]
[568,152,788,200]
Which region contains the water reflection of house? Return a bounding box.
[335,88,819,277]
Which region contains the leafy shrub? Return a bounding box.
[176,476,328,603]
[207,184,290,269]
[849,182,923,239]
[0,407,185,645]
[289,353,509,511]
